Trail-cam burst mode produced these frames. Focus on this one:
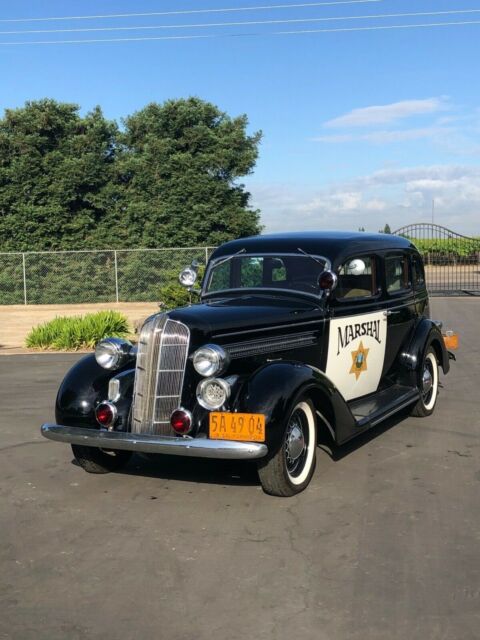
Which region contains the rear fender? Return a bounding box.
[235,361,355,450]
[400,318,450,381]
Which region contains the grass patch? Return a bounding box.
[25,310,130,351]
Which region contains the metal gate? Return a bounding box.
[393,223,480,295]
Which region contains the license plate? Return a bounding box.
[209,412,266,442]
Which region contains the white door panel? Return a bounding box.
[325,310,387,401]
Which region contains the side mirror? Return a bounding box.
[318,270,338,296]
[179,260,199,290]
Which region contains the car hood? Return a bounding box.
[168,294,325,338]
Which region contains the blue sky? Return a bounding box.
[1,0,480,234]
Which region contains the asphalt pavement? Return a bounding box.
[1,299,479,640]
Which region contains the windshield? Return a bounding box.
[204,254,328,297]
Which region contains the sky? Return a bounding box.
[1,0,480,235]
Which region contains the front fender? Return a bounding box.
[55,354,134,430]
[235,361,355,450]
[400,318,450,378]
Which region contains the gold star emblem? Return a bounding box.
[350,341,370,380]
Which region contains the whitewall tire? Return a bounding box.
[411,347,439,417]
[257,396,317,496]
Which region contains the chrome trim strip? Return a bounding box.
[40,424,268,460]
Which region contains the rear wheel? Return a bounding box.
[257,397,317,497]
[71,444,132,474]
[411,347,439,417]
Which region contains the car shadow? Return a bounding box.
[117,453,260,487]
[318,408,411,462]
[70,409,412,487]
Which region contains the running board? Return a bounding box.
[348,385,420,429]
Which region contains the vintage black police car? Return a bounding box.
[41,231,453,496]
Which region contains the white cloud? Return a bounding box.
[323,97,448,129]
[248,164,480,236]
[314,126,452,144]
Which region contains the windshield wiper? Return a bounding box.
[296,247,325,267]
[211,247,246,269]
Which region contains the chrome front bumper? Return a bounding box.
[40,424,268,460]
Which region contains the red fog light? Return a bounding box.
[170,409,192,435]
[95,402,117,428]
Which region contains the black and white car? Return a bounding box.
[41,231,454,496]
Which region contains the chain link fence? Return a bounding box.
[0,247,216,305]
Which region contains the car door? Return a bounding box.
[325,254,388,401]
[381,252,417,377]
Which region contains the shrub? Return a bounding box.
[26,310,130,350]
[158,264,206,311]
[158,283,191,310]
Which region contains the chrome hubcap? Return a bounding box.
[285,410,308,475]
[287,424,305,462]
[422,366,433,397]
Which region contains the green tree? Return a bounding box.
[111,97,262,247]
[379,223,392,234]
[0,99,118,251]
[0,97,262,251]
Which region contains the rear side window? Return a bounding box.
[336,256,377,300]
[412,255,426,289]
[386,255,410,294]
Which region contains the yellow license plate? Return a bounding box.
[209,412,266,442]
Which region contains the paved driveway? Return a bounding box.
[1,299,479,640]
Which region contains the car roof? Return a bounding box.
[210,231,416,266]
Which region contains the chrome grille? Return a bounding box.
[132,314,190,435]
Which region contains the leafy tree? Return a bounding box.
[0,99,118,251]
[110,98,262,247]
[379,223,392,234]
[0,97,262,251]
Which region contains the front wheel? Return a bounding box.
[257,397,317,497]
[71,444,132,474]
[411,347,439,417]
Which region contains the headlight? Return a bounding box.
[196,378,231,410]
[179,266,198,288]
[192,344,230,377]
[95,338,133,370]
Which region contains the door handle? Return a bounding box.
[383,310,401,317]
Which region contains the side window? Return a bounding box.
[240,257,264,287]
[412,255,426,289]
[336,256,376,300]
[385,255,410,294]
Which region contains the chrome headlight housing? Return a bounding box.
[196,377,231,410]
[95,338,134,370]
[192,344,230,377]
